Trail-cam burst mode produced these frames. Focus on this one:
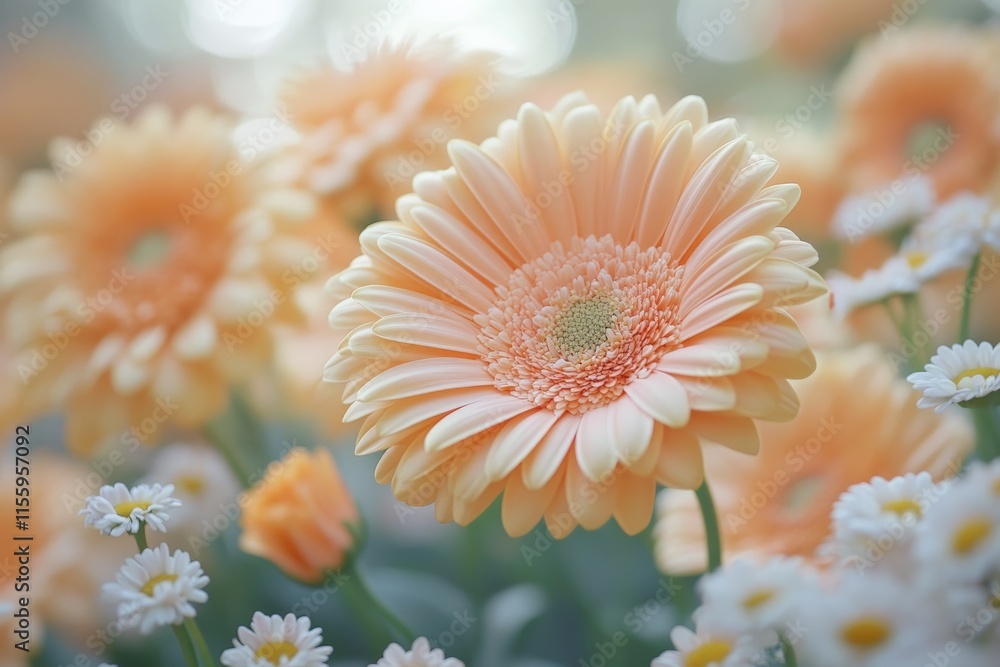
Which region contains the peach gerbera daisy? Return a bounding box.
[0,106,325,455]
[836,26,1000,199]
[325,93,827,538]
[654,346,972,574]
[279,38,502,220]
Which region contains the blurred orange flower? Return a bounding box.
[0,106,332,456]
[654,346,972,574]
[239,447,359,583]
[278,38,502,220]
[836,25,1000,199]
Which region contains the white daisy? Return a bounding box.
[143,443,240,538]
[914,474,1000,587]
[912,192,1000,255]
[103,543,209,634]
[370,637,464,667]
[907,341,1000,412]
[833,176,935,242]
[697,557,814,639]
[963,459,1000,498]
[795,573,945,667]
[823,473,944,572]
[221,612,333,667]
[651,612,771,667]
[80,482,181,537]
[896,234,974,282]
[827,258,920,318]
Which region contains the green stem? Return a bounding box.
[185,618,218,667]
[781,635,798,667]
[171,623,200,667]
[341,565,416,645]
[971,408,1000,463]
[203,419,255,488]
[902,294,929,368]
[882,298,906,336]
[960,252,981,342]
[133,524,149,552]
[695,482,722,573]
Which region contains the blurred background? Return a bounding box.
[0,0,997,665]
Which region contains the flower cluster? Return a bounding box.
[654,463,1000,666]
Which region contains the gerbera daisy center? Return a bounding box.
[255,641,298,663]
[684,641,731,667]
[126,228,173,268]
[552,296,620,356]
[906,119,952,162]
[140,573,178,596]
[476,235,683,414]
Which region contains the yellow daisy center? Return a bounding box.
[175,474,206,496]
[140,573,178,596]
[115,500,152,516]
[904,251,927,269]
[743,590,775,609]
[953,518,993,555]
[255,641,298,664]
[553,296,620,356]
[952,367,1000,384]
[881,498,922,517]
[684,641,731,667]
[993,479,1000,496]
[840,617,892,649]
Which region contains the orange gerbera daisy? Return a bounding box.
[0,106,328,455]
[837,26,1000,199]
[654,346,972,574]
[279,38,502,221]
[325,94,826,538]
